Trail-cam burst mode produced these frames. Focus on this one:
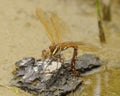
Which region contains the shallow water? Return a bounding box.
[68,68,120,96]
[0,0,120,96]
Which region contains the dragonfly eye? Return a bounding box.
[49,45,55,52]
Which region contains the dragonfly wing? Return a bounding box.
[50,12,71,43]
[36,8,56,43]
[36,8,71,43]
[72,42,99,52]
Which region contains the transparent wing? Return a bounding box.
[60,41,99,52]
[50,12,70,43]
[36,8,57,43]
[75,42,99,52]
[36,8,70,43]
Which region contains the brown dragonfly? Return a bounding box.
[36,8,98,76]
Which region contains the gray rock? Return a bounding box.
[75,54,101,72]
[11,54,101,96]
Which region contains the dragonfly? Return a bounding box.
[36,8,99,76]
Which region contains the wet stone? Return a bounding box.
[10,54,101,96]
[75,54,101,72]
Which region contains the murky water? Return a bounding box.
[0,0,120,96]
[76,69,120,96]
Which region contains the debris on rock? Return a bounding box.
[10,54,101,96]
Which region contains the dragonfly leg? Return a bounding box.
[71,48,80,76]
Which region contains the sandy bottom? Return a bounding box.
[0,0,120,96]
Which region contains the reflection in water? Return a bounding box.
[69,68,120,96]
[94,74,101,96]
[104,72,109,87]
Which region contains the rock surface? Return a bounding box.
[11,54,101,96]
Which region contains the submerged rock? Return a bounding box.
[11,54,101,96]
